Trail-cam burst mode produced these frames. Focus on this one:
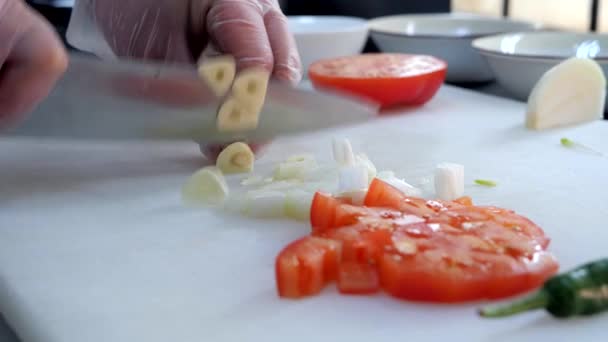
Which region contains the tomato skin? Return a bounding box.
[379,250,558,303]
[311,192,404,234]
[275,237,341,299]
[338,262,380,295]
[454,196,473,206]
[308,54,447,110]
[310,192,340,232]
[278,179,559,303]
[319,224,393,264]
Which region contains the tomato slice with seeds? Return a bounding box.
[308,53,447,110]
[310,192,405,234]
[338,262,380,295]
[278,179,559,302]
[275,237,341,298]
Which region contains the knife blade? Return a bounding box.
[5,53,379,144]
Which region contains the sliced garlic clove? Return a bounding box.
[231,68,270,112]
[216,96,259,132]
[198,55,236,97]
[181,166,229,206]
[216,142,255,174]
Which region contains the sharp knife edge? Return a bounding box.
[5,54,380,143]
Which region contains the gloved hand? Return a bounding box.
[0,0,68,129]
[93,0,301,161]
[93,0,301,84]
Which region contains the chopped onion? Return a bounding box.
[355,153,377,184]
[300,180,338,194]
[299,165,339,182]
[434,163,464,201]
[338,189,367,205]
[377,171,422,197]
[256,179,301,192]
[377,170,396,179]
[273,157,318,180]
[286,153,316,163]
[285,189,315,221]
[332,138,355,166]
[387,178,422,197]
[243,190,287,218]
[240,175,264,186]
[338,164,368,194]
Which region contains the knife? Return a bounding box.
[5,53,379,144]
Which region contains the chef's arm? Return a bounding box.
[68,0,301,84]
[0,0,67,130]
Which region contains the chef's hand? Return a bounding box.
[93,0,301,161]
[94,0,301,84]
[0,0,68,129]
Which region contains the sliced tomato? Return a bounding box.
[278,180,559,303]
[338,262,380,295]
[320,223,393,263]
[275,237,341,299]
[311,192,404,234]
[379,249,558,302]
[365,178,449,216]
[310,192,342,231]
[308,54,447,110]
[454,196,473,206]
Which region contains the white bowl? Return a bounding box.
[473,32,608,101]
[288,16,369,77]
[368,13,541,83]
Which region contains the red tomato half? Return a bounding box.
[308,54,447,110]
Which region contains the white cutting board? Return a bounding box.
[1,85,608,342]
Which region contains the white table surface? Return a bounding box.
[1,82,608,342]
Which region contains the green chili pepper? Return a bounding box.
[479,258,608,319]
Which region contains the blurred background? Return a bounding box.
[25,0,607,51]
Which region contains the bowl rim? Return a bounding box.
[287,15,369,34]
[367,13,542,40]
[472,31,608,62]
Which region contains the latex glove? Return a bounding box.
[93,0,301,161]
[93,0,301,84]
[0,0,68,130]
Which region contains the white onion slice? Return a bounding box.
[338,164,368,194]
[243,190,287,218]
[434,163,464,201]
[377,170,396,179]
[285,189,315,221]
[355,153,377,184]
[385,177,422,197]
[332,138,355,166]
[273,158,318,180]
[338,189,367,205]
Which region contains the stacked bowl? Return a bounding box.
[288,12,608,103]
